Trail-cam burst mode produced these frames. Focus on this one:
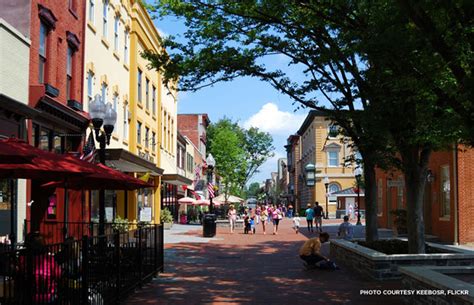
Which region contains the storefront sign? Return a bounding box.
[140,207,152,222]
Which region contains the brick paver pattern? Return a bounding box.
[125,218,403,305]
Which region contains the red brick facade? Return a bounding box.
[376,146,474,244]
[178,115,199,149]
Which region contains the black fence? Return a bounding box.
[0,224,164,304]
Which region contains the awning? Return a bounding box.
[162,174,193,186]
[105,148,163,176]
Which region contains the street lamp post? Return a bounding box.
[354,167,363,225]
[206,154,216,213]
[89,94,117,235]
[323,176,329,219]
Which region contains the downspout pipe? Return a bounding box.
[453,145,459,245]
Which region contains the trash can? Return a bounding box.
[203,214,217,237]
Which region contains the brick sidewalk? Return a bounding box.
[125,218,403,305]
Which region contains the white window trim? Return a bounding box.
[327,150,339,167]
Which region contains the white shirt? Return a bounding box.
[293,217,301,227]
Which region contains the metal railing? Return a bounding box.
[0,224,164,304]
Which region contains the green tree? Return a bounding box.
[246,182,262,198]
[144,1,469,252]
[209,125,247,203]
[241,127,274,188]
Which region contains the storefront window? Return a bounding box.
[39,128,50,151]
[0,179,13,242]
[46,194,57,220]
[53,135,62,154]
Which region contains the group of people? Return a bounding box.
[302,202,325,233]
[227,204,286,235]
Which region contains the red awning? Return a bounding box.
[0,138,36,163]
[42,163,153,190]
[0,138,96,180]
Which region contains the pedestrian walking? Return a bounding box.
[313,201,324,232]
[250,216,256,234]
[261,207,268,234]
[338,216,354,240]
[292,213,301,234]
[227,205,237,234]
[305,203,315,232]
[255,205,261,225]
[288,204,294,218]
[272,205,283,235]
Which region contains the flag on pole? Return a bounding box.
[192,164,202,188]
[139,172,150,182]
[208,181,215,199]
[80,132,96,163]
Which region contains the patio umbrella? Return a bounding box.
[178,197,197,205]
[0,138,96,180]
[195,199,210,206]
[214,194,244,204]
[41,162,153,190]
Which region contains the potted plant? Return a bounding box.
[160,208,173,230]
[390,209,407,236]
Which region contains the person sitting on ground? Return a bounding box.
[338,216,354,240]
[299,232,338,270]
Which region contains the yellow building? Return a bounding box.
[297,111,359,217]
[127,1,165,223]
[84,0,163,224]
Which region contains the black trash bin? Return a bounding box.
[203,213,217,237]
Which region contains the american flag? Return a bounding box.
[208,181,215,199]
[192,164,201,188]
[80,132,96,163]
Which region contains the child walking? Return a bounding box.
[250,216,256,234]
[293,213,301,234]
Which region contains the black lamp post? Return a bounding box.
[206,154,216,213]
[89,94,117,235]
[323,176,329,219]
[354,167,363,225]
[304,163,315,214]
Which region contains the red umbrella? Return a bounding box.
[0,138,96,180]
[42,162,153,190]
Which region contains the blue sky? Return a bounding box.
[154,16,310,185]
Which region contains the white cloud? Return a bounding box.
[243,102,306,136]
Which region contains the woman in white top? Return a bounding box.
[227,205,237,233]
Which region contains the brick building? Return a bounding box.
[177,114,210,197]
[2,0,90,233]
[376,146,474,244]
[285,135,301,210]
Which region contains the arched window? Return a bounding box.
[328,183,340,194]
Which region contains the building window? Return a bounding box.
[328,184,340,194]
[145,127,149,148]
[112,94,118,113]
[137,121,142,145]
[328,124,338,138]
[152,86,156,115]
[69,0,76,12]
[39,128,51,151]
[66,47,73,100]
[440,165,451,218]
[114,16,119,51]
[87,72,94,103]
[145,78,150,110]
[152,131,156,150]
[124,30,129,63]
[377,178,383,216]
[123,104,128,140]
[137,69,142,102]
[328,151,339,167]
[39,22,48,84]
[89,0,95,23]
[101,83,108,102]
[102,0,108,38]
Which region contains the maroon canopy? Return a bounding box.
[0,138,96,180]
[42,163,154,190]
[0,138,36,163]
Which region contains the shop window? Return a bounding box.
[39,128,51,151]
[47,194,57,220]
[53,134,62,154]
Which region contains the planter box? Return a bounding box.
[400,266,474,305]
[330,239,474,280]
[163,222,173,230]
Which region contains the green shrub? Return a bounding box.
[112,216,130,233]
[160,208,173,223]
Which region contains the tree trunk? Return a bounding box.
[364,162,379,242]
[401,147,431,254]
